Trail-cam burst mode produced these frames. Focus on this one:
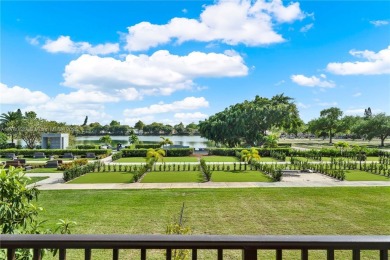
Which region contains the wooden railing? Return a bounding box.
[1,234,389,260]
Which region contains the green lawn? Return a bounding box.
[115,156,198,163]
[37,187,390,259]
[257,157,280,162]
[26,167,63,173]
[27,176,49,184]
[344,170,390,181]
[201,156,239,162]
[141,171,204,183]
[211,170,272,182]
[68,172,135,183]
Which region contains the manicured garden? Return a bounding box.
[344,170,390,181]
[141,171,204,183]
[37,187,390,259]
[211,170,272,182]
[68,172,135,184]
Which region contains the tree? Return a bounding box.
[263,134,279,148]
[334,141,349,156]
[352,145,367,170]
[82,116,88,126]
[129,130,139,145]
[185,122,199,135]
[307,107,343,144]
[134,120,145,133]
[0,110,23,143]
[364,107,372,118]
[174,122,186,135]
[146,148,165,162]
[355,113,390,147]
[19,117,47,149]
[160,136,173,147]
[0,132,8,147]
[0,167,76,258]
[99,135,112,146]
[199,94,301,147]
[109,120,120,127]
[240,148,260,164]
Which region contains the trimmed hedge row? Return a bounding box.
[135,144,161,149]
[63,161,102,182]
[291,148,388,157]
[121,148,194,157]
[0,149,111,157]
[76,145,99,149]
[208,148,292,157]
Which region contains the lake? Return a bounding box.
[76,135,212,149]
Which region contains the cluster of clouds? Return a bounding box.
[5,0,389,124]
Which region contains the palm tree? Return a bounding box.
[263,134,279,148]
[241,148,260,164]
[146,148,165,162]
[159,136,173,147]
[0,111,23,143]
[99,135,112,147]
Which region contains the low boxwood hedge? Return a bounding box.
[208,148,292,156]
[0,149,111,157]
[122,148,194,157]
[135,144,162,149]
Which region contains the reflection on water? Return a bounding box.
[76,135,212,149]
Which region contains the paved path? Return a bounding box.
[26,173,390,190]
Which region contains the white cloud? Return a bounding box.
[327,45,390,75]
[274,80,285,86]
[123,97,209,116]
[370,20,389,27]
[174,112,208,120]
[0,83,50,105]
[42,35,119,55]
[353,92,362,97]
[125,0,305,51]
[291,74,335,88]
[63,51,248,95]
[300,23,313,32]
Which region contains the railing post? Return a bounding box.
[301,249,308,260]
[242,248,257,260]
[192,249,197,260]
[59,249,66,260]
[380,249,388,260]
[85,248,91,260]
[112,249,119,260]
[352,249,360,260]
[33,248,41,260]
[7,249,15,260]
[276,249,282,260]
[166,248,171,260]
[141,249,146,260]
[327,249,334,260]
[217,249,223,260]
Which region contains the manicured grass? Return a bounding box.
[141,171,204,183]
[115,156,198,163]
[257,157,280,162]
[211,170,272,182]
[37,187,390,259]
[68,172,135,183]
[26,167,63,173]
[27,176,49,184]
[344,170,390,181]
[201,156,239,162]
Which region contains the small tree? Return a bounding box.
[352,145,367,170]
[99,135,112,146]
[263,134,279,148]
[241,148,260,164]
[146,148,165,162]
[334,141,349,156]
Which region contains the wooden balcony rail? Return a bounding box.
[1,234,389,260]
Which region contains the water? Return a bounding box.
[76,135,212,149]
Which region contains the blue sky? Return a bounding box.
[1,0,389,126]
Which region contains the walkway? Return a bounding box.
[26,173,390,190]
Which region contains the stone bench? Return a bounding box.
[33,152,46,159]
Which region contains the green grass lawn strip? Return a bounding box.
[211,170,272,182]
[68,172,135,183]
[344,170,390,181]
[26,168,63,173]
[37,187,390,259]
[201,156,239,162]
[141,171,203,183]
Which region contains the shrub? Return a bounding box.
[135,144,161,149]
[122,148,194,157]
[0,149,111,157]
[63,161,101,182]
[112,152,123,161]
[200,158,212,181]
[208,148,292,157]
[76,144,99,149]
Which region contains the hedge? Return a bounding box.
[208,148,292,156]
[122,148,194,157]
[135,144,161,149]
[63,161,101,182]
[0,149,112,157]
[76,144,99,149]
[291,148,388,157]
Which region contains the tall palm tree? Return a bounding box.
[0,111,23,143]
